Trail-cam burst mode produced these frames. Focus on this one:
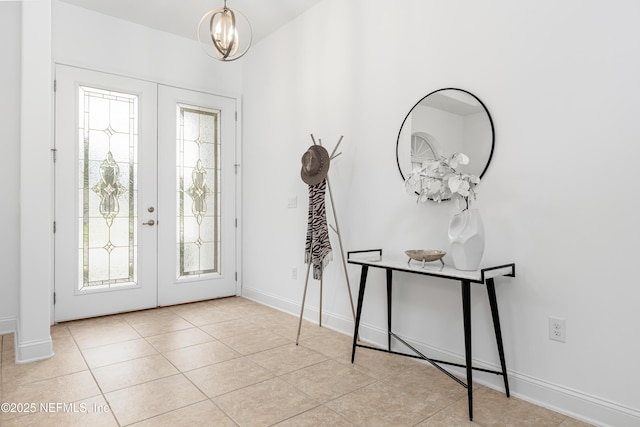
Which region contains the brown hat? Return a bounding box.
[300,145,330,185]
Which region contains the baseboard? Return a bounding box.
[15,337,54,364]
[0,317,17,335]
[505,369,640,427]
[379,332,640,427]
[242,286,640,427]
[241,286,354,334]
[242,286,301,316]
[1,317,55,363]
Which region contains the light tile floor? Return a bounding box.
[1,297,593,426]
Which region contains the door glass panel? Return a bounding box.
[78,86,138,290]
[177,104,220,278]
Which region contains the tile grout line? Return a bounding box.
[122,304,243,426]
[2,298,592,427]
[67,323,122,427]
[104,312,211,426]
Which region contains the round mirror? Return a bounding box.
[396,88,495,182]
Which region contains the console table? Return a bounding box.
[348,249,516,421]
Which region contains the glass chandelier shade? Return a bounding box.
[198,0,252,62]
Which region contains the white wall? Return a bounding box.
[0,2,22,335]
[241,1,640,426]
[7,0,244,361]
[53,1,242,94]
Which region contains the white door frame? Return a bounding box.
[53,63,242,321]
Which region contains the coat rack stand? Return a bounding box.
[296,134,356,345]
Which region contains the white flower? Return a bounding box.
[449,176,470,197]
[404,152,479,211]
[448,153,469,169]
[424,160,440,172]
[425,178,441,193]
[448,175,462,193]
[418,192,431,203]
[405,171,422,186]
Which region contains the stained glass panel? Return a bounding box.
[79,86,138,290]
[177,104,220,277]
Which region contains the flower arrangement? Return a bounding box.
[404,153,479,210]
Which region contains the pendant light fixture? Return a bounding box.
[198,0,252,62]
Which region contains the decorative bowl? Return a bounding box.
[405,249,446,266]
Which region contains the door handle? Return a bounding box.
[143,219,156,226]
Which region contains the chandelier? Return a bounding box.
[198,0,252,62]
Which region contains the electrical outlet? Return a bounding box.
[287,196,297,208]
[549,317,566,342]
[291,267,297,280]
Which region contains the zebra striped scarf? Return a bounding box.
[305,179,332,280]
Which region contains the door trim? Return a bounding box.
[53,63,242,321]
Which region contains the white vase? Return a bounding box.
[448,209,485,271]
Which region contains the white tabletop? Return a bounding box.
[347,252,515,283]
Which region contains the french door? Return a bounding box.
[157,85,237,306]
[54,65,237,322]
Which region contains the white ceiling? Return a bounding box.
[419,91,484,116]
[59,0,324,43]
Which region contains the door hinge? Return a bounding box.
[51,148,57,162]
[53,221,56,233]
[53,292,56,305]
[235,272,238,281]
[235,111,237,121]
[235,218,237,228]
[53,79,57,92]
[234,163,239,174]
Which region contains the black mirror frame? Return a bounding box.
[396,87,495,182]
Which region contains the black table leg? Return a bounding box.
[351,265,369,363]
[461,280,473,421]
[386,269,392,351]
[486,278,510,397]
